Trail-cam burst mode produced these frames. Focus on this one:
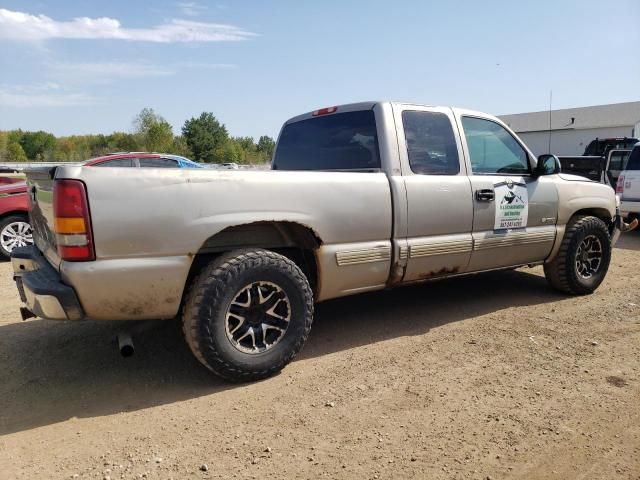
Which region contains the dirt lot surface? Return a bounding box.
[1,233,639,480]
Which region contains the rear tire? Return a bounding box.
[182,249,314,382]
[544,215,611,295]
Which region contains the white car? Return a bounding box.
[617,142,640,221]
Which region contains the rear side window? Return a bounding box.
[626,146,640,170]
[462,116,529,175]
[94,158,134,167]
[608,151,630,171]
[139,157,178,168]
[402,111,460,175]
[273,110,380,171]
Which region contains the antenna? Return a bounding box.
[547,90,553,154]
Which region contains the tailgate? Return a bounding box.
[622,171,640,201]
[25,167,61,269]
[559,156,604,181]
[621,148,640,201]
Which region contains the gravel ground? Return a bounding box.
[1,232,639,480]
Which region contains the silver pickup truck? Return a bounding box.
[12,101,632,382]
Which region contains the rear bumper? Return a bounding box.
[620,199,640,216]
[11,246,84,321]
[611,209,638,246]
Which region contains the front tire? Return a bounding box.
[182,249,314,382]
[544,215,611,295]
[0,214,33,259]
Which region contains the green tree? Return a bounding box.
[133,108,174,152]
[256,135,276,161]
[171,135,192,158]
[6,142,28,162]
[182,112,228,163]
[0,131,8,161]
[218,141,246,163]
[234,136,256,152]
[106,132,139,153]
[19,130,56,160]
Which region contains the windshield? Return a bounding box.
[272,110,381,171]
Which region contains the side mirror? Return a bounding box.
[536,154,561,176]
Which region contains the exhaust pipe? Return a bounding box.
[117,332,135,357]
[20,307,36,321]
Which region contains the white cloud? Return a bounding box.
[177,2,207,17]
[45,61,237,84]
[0,8,257,42]
[177,62,237,70]
[0,84,97,107]
[49,62,176,81]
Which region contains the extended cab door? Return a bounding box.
[454,112,558,271]
[392,105,474,281]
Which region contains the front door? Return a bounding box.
[456,114,558,272]
[392,105,474,282]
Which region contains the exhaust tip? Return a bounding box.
[116,333,135,358]
[120,344,135,358]
[20,307,36,321]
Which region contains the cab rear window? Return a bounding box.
[273,110,381,171]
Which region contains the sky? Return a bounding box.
[0,0,638,140]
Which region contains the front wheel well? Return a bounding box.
[571,208,613,225]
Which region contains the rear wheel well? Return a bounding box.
[0,211,28,220]
[184,222,321,298]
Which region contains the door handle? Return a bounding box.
[475,189,495,202]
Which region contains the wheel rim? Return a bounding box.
[0,221,33,253]
[575,234,602,279]
[225,281,291,354]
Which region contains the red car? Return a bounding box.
[0,153,202,258]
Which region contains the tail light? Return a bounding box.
[616,175,625,194]
[312,106,338,117]
[53,179,95,261]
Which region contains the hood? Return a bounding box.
[558,173,593,182]
[0,181,27,195]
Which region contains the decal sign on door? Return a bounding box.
[494,178,528,230]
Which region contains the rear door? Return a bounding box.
[455,112,558,272]
[138,157,179,168]
[392,105,474,281]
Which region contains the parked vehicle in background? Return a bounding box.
[0,181,32,258]
[12,101,634,382]
[559,148,631,188]
[583,137,638,157]
[617,143,640,221]
[0,152,202,258]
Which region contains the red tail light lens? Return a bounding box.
[53,179,95,261]
[312,106,338,117]
[616,175,625,194]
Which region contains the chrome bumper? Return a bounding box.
[11,246,84,321]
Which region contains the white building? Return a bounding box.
[499,101,640,156]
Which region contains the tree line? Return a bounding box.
[0,108,276,165]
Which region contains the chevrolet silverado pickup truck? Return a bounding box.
[12,102,633,382]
